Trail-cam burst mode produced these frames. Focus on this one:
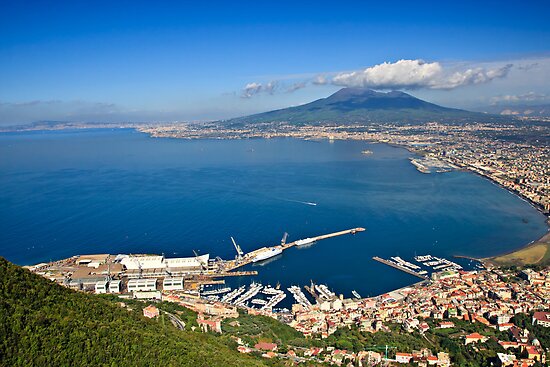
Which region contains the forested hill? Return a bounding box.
[0,258,272,367]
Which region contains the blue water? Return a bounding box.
[0,129,547,297]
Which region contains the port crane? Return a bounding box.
[231,237,244,261]
[280,232,288,246]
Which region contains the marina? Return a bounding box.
[288,285,313,309]
[374,254,475,281]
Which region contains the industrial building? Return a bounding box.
[95,280,109,294]
[127,278,157,292]
[163,277,184,291]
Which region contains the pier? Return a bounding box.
[372,256,429,280]
[221,227,365,272]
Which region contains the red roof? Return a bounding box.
[255,342,277,351]
[466,332,485,339]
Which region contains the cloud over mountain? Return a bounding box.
[332,59,512,90]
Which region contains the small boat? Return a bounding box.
[352,290,361,299]
[251,298,267,305]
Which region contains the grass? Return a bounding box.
[487,231,550,267]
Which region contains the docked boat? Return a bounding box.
[202,286,231,296]
[352,290,361,299]
[295,238,316,247]
[251,298,267,305]
[252,247,283,262]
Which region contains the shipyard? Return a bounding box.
[28,227,365,310]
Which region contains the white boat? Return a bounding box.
[352,290,361,299]
[295,238,315,247]
[251,298,267,305]
[252,247,283,262]
[202,287,231,296]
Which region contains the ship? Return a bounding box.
[252,247,283,262]
[352,290,361,299]
[295,238,316,247]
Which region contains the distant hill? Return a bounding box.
[225,88,502,125]
[474,103,550,117]
[0,258,270,367]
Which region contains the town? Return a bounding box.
[27,248,550,366]
[139,118,550,215]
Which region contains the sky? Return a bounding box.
[1,0,549,125]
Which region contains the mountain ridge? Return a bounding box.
[224,88,503,125]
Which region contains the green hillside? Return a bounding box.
[0,257,273,367]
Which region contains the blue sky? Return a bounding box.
[1,0,549,124]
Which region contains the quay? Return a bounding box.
[222,227,366,272]
[372,256,428,280]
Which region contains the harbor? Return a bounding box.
[28,227,366,304]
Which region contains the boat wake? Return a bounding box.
[280,198,317,206]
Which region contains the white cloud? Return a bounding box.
[332,59,513,90]
[241,81,278,98]
[287,82,307,93]
[312,75,328,85]
[241,82,263,98]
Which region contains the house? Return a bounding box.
[532,311,550,327]
[418,322,430,333]
[464,332,488,345]
[395,352,414,364]
[197,317,222,333]
[439,321,455,329]
[143,305,159,318]
[237,346,251,353]
[496,353,517,367]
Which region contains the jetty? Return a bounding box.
[372,256,429,280]
[222,227,365,272]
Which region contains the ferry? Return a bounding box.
[295,238,316,247]
[252,247,283,262]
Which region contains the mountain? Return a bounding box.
[474,103,550,117]
[0,257,270,367]
[225,88,501,125]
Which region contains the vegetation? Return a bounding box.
[0,257,274,367]
[489,232,550,267]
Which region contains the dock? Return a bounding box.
[222,227,365,272]
[372,256,428,280]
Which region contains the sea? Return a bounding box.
[0,128,548,299]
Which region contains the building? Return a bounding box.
[109,279,121,293]
[95,280,109,294]
[119,254,209,277]
[128,278,157,292]
[395,352,413,364]
[143,305,159,318]
[465,332,488,345]
[197,317,222,333]
[163,277,184,291]
[532,311,550,327]
[254,342,277,352]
